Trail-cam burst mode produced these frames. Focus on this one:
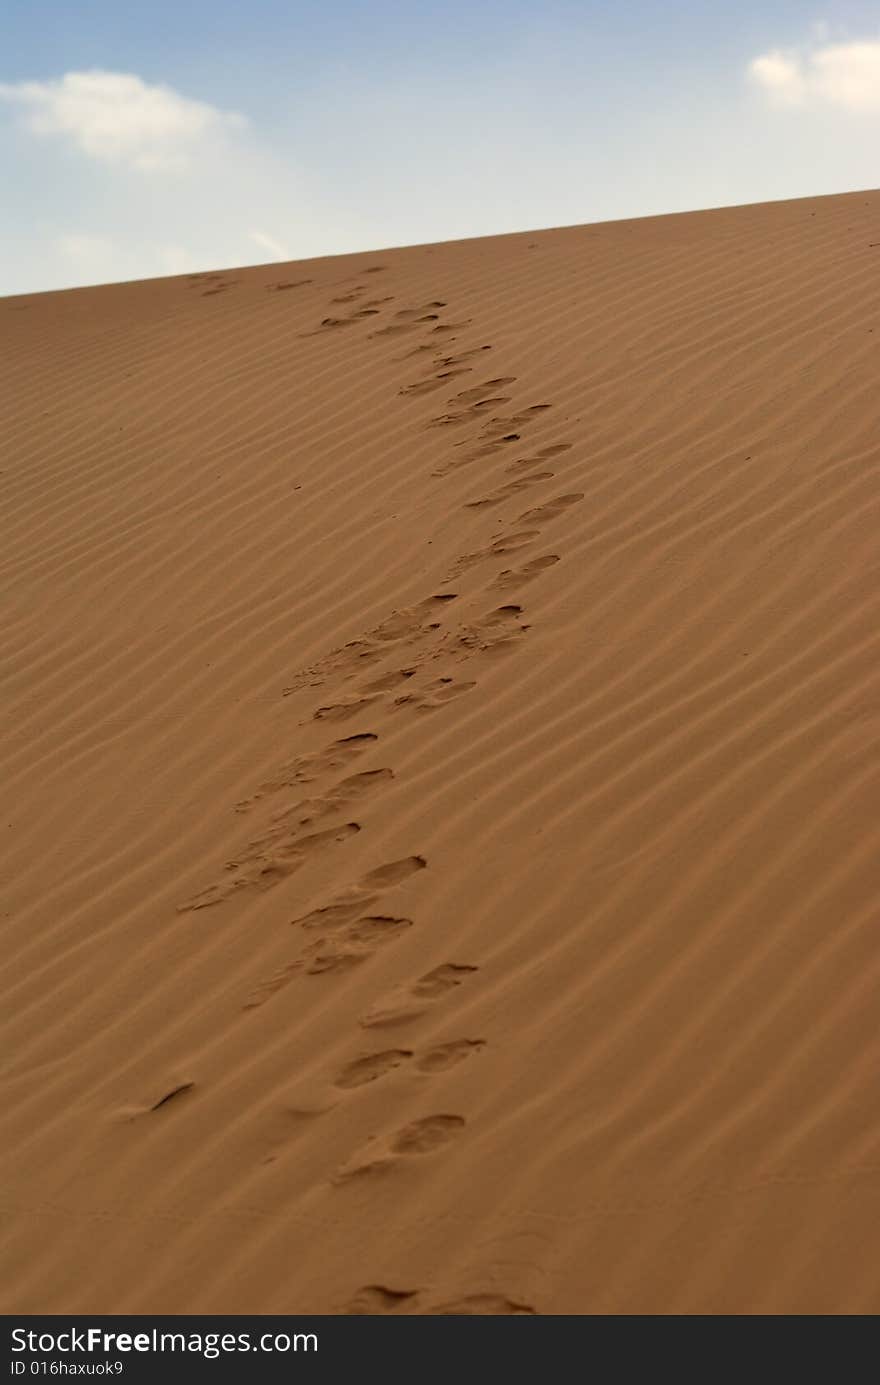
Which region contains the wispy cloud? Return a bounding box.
[249,229,290,261]
[749,36,880,112]
[0,69,245,170]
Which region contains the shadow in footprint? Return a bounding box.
[492,554,560,589]
[414,964,478,998]
[362,856,427,888]
[518,493,584,525]
[415,1040,485,1073]
[345,1286,419,1314]
[313,697,381,721]
[335,1050,414,1089]
[391,1114,466,1154]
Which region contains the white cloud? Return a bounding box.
[0,69,245,170]
[812,41,880,110]
[748,37,880,112]
[249,229,290,261]
[748,51,806,105]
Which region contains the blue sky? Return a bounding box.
[3,1,880,294]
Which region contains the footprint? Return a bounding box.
[426,409,468,429]
[233,820,361,868]
[309,307,381,333]
[359,1000,428,1029]
[331,767,394,796]
[335,1114,466,1182]
[302,768,391,817]
[236,734,380,811]
[360,668,417,694]
[393,678,476,712]
[292,898,380,931]
[344,915,412,944]
[335,1050,414,1089]
[283,591,458,696]
[452,378,517,404]
[414,963,478,999]
[420,347,492,368]
[467,397,514,413]
[428,398,513,429]
[243,962,307,1009]
[313,696,380,721]
[494,530,542,551]
[244,924,393,1006]
[360,963,478,1027]
[484,603,523,623]
[504,452,564,474]
[371,594,457,644]
[492,554,560,588]
[482,404,552,436]
[300,915,412,977]
[391,1114,465,1154]
[178,822,361,912]
[263,768,392,831]
[426,675,478,700]
[347,1286,531,1321]
[446,531,539,578]
[371,304,446,338]
[426,1294,536,1315]
[180,867,273,912]
[334,1038,484,1089]
[464,473,554,510]
[345,1285,419,1314]
[399,369,471,397]
[415,1040,485,1073]
[393,302,446,321]
[518,492,584,525]
[290,856,425,941]
[447,605,527,659]
[304,947,367,977]
[361,856,427,888]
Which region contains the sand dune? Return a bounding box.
[1,189,879,1314]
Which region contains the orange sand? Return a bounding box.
[2,189,879,1314]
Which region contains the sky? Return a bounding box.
[2,1,880,294]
